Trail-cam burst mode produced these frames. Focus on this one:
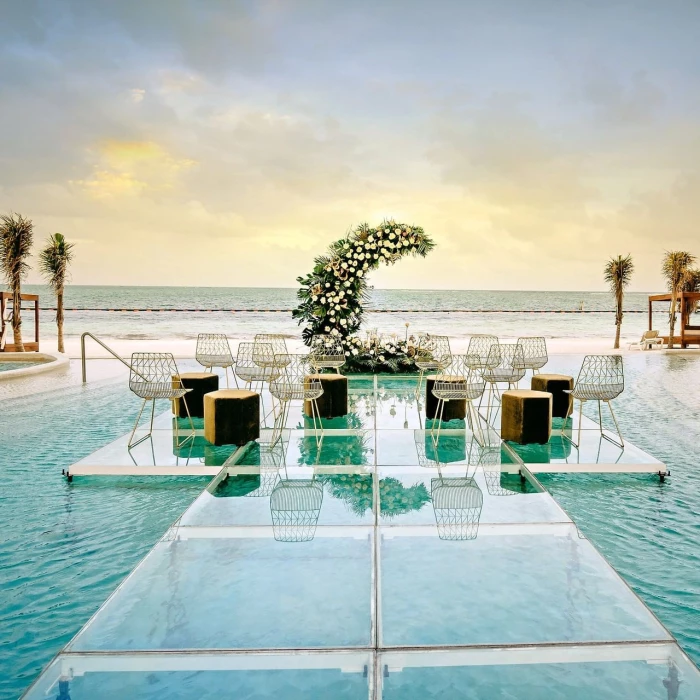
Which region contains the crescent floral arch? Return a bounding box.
[293,220,435,372]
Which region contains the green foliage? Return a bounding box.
[0,212,33,288]
[293,219,435,371]
[39,233,74,292]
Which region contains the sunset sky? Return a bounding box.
[2,0,699,291]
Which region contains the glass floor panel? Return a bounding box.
[377,466,566,527]
[24,651,372,700]
[69,534,372,651]
[181,466,375,527]
[26,373,699,698]
[380,644,700,699]
[380,525,671,647]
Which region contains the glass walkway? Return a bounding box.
[24,376,700,698]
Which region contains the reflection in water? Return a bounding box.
[431,477,483,540]
[664,661,680,700]
[270,479,324,542]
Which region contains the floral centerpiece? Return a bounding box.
[293,220,436,373]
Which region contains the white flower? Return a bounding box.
[385,228,390,233]
[340,318,347,326]
[358,253,365,260]
[368,235,374,242]
[341,262,348,269]
[374,254,379,259]
[345,351,351,356]
[312,295,318,301]
[330,309,335,315]
[357,270,364,277]
[363,263,368,269]
[320,296,326,303]
[395,228,401,234]
[325,326,330,331]
[379,355,385,361]
[403,240,409,247]
[325,282,330,287]
[350,267,355,272]
[339,291,345,297]
[389,233,395,240]
[335,304,341,310]
[331,328,339,335]
[352,348,359,355]
[344,281,351,287]
[343,243,349,249]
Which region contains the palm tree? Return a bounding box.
[603,254,634,350]
[39,233,74,353]
[661,250,696,348]
[0,213,34,352]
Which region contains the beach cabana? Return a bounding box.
[648,292,700,348]
[0,292,40,352]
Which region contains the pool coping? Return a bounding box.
[0,351,70,380]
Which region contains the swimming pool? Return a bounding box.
[0,372,209,700]
[3,354,700,699]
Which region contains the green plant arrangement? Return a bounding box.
[293,220,436,372]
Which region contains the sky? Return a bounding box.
[1,0,700,291]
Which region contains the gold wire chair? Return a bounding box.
[195,333,238,388]
[465,335,499,371]
[516,336,548,375]
[128,352,195,450]
[480,343,527,424]
[430,354,486,447]
[414,334,452,401]
[269,354,324,447]
[562,355,625,448]
[309,334,346,373]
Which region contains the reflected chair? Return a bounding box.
[478,444,519,496]
[270,478,324,542]
[465,335,499,371]
[269,354,324,446]
[517,336,548,375]
[128,352,195,449]
[562,355,625,448]
[431,476,483,540]
[309,333,346,373]
[195,333,238,388]
[414,334,452,400]
[480,343,527,423]
[430,354,486,447]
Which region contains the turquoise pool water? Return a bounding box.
[0,361,50,372]
[4,354,700,698]
[0,375,208,700]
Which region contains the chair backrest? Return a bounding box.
[488,343,526,370]
[434,354,486,397]
[575,355,624,397]
[129,352,179,389]
[417,334,452,365]
[642,330,659,340]
[196,333,233,362]
[255,334,287,356]
[516,336,548,368]
[466,335,499,367]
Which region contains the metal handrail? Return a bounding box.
[81,332,147,382]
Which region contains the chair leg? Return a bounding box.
[175,395,196,449]
[415,368,425,401]
[128,398,151,449]
[603,400,624,448]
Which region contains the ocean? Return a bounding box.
[14,285,676,344]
